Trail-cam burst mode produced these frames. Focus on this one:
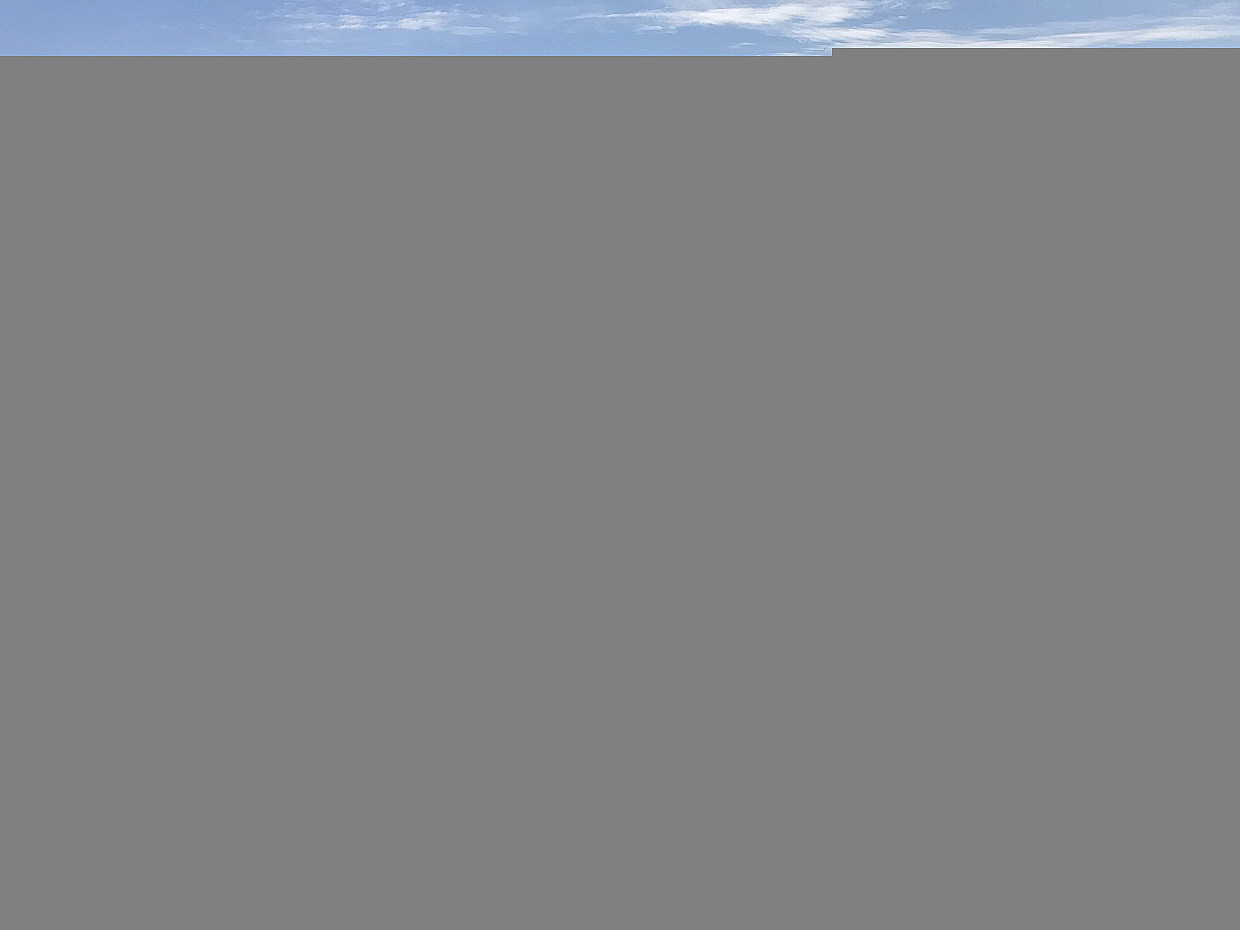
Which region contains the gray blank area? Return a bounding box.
[2,58,1237,929]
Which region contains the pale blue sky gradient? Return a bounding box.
[5,0,1240,54]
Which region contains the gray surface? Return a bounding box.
[2,59,1238,928]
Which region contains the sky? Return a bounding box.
[5,0,1240,54]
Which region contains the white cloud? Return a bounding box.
[596,0,872,28]
[270,0,509,36]
[605,0,1240,48]
[261,0,1240,49]
[395,13,451,29]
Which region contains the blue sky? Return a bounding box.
[6,0,1240,54]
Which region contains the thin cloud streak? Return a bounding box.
[257,0,1240,49]
[267,0,513,36]
[608,0,1240,48]
[598,1,872,27]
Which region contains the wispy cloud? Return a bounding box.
[598,0,1240,49]
[264,0,514,37]
[596,1,873,28]
[252,0,1240,50]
